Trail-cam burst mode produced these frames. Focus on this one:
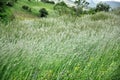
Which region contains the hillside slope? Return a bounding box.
[10,0,54,19]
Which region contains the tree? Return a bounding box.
[54,1,69,15]
[96,2,110,12]
[74,0,89,16]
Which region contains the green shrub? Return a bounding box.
[22,5,29,10]
[22,5,31,12]
[39,8,48,17]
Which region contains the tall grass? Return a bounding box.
[0,12,120,80]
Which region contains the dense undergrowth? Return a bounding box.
[0,11,120,80]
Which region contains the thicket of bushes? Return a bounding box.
[53,1,110,16]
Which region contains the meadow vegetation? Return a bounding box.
[0,0,120,80]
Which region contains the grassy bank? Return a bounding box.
[0,12,120,80]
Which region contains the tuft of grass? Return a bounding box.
[0,12,120,80]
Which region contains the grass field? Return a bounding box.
[0,11,120,80]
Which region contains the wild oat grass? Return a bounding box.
[0,12,120,80]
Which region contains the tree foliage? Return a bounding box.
[96,2,110,12]
[74,0,89,16]
[54,1,71,15]
[74,0,89,8]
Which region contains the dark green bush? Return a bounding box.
[39,8,48,17]
[22,5,29,10]
[22,5,31,12]
[96,2,110,12]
